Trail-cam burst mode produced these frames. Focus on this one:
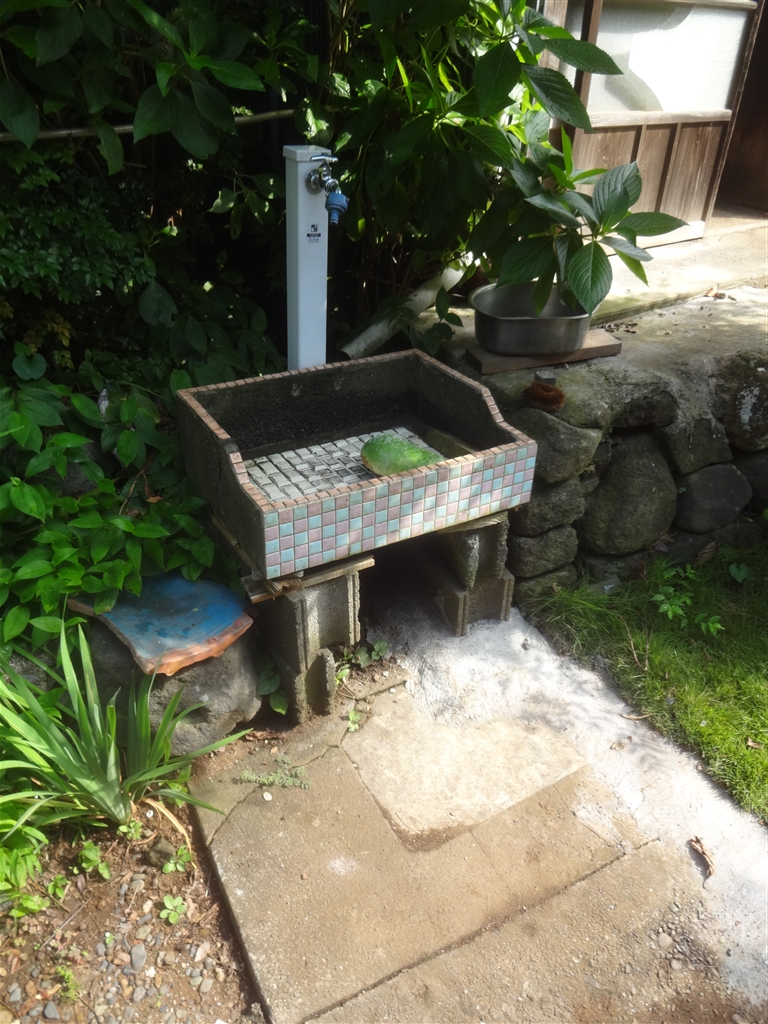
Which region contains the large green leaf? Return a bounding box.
[593,162,642,226]
[617,211,687,236]
[367,0,410,31]
[409,0,470,32]
[384,113,434,165]
[10,481,47,520]
[191,81,234,131]
[94,122,123,174]
[522,65,591,130]
[3,605,29,643]
[541,38,621,75]
[82,59,114,113]
[3,24,38,58]
[126,0,183,49]
[12,349,46,380]
[566,241,612,314]
[563,190,596,226]
[171,91,219,157]
[207,60,264,91]
[0,79,39,148]
[138,280,177,326]
[462,123,512,167]
[603,235,652,262]
[133,84,177,141]
[17,54,75,97]
[497,238,554,287]
[83,2,114,48]
[70,393,103,427]
[525,192,582,229]
[14,560,53,580]
[35,3,82,65]
[473,41,521,117]
[615,250,649,286]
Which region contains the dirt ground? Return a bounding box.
[1,654,763,1024]
[0,730,279,1024]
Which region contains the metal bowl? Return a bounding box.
[470,282,589,355]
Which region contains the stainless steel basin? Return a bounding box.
[470,283,589,355]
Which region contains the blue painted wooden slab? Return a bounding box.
[69,574,253,676]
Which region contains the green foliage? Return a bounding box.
[347,709,362,732]
[729,562,751,583]
[8,891,50,919]
[255,653,290,715]
[291,2,686,322]
[55,964,80,1002]
[76,839,111,879]
[161,844,193,874]
[650,563,723,634]
[529,544,768,818]
[0,369,240,647]
[159,892,186,925]
[0,0,320,162]
[117,819,142,841]
[240,755,309,789]
[46,872,69,900]
[0,624,246,828]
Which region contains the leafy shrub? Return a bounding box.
[0,624,246,828]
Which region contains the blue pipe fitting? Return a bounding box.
[326,190,349,226]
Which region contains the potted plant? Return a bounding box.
[467,128,686,354]
[306,2,686,359]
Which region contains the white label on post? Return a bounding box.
[307,222,321,243]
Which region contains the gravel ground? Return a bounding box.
[0,734,276,1024]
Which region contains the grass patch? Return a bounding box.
[528,543,768,820]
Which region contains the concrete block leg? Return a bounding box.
[428,518,509,589]
[415,550,514,637]
[258,572,360,718]
[271,647,337,723]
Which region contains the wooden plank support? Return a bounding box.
[465,330,621,375]
[241,554,376,604]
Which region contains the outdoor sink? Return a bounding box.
[177,351,536,579]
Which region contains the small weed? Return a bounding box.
[46,874,69,900]
[159,894,186,925]
[729,562,751,583]
[347,709,363,732]
[118,820,142,842]
[162,846,193,874]
[356,640,389,668]
[255,654,290,715]
[240,756,309,789]
[7,892,49,919]
[75,841,111,880]
[695,612,724,636]
[335,640,389,681]
[55,965,80,1002]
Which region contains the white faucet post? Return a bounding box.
[283,144,334,371]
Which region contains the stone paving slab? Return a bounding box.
[344,688,586,833]
[309,841,743,1024]
[195,720,626,1024]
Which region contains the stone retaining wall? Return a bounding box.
[464,346,768,610]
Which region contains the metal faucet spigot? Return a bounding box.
[306,156,338,194]
[306,155,348,226]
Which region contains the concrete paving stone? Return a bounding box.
[344,688,586,832]
[309,841,749,1024]
[203,743,626,1024]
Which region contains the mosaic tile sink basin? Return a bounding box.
[177,351,536,580]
